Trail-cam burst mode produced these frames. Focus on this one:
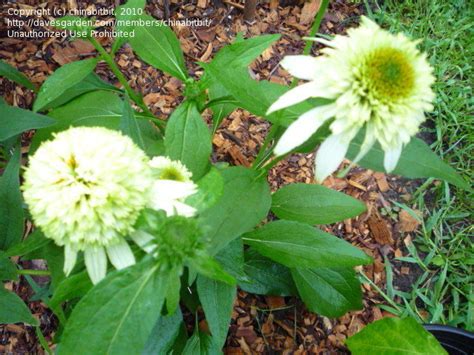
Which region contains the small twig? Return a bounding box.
[223,0,244,10]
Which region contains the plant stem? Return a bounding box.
[17,269,51,276]
[35,326,52,355]
[290,0,330,87]
[88,37,155,118]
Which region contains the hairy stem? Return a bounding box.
[88,37,155,118]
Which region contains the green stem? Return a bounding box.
[88,37,155,118]
[17,269,51,276]
[35,326,52,355]
[291,0,330,87]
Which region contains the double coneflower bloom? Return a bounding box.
[268,17,435,182]
[23,127,197,284]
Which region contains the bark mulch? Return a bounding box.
[0,0,425,353]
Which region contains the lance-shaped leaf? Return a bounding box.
[33,58,98,112]
[165,100,212,180]
[291,267,363,317]
[41,73,120,110]
[0,103,56,142]
[199,167,271,253]
[143,308,184,354]
[30,91,163,156]
[112,0,146,53]
[239,249,297,296]
[0,60,36,91]
[120,95,146,150]
[242,220,372,268]
[271,183,366,224]
[0,147,24,250]
[0,287,38,325]
[197,275,236,349]
[348,133,470,190]
[129,15,188,80]
[59,260,167,354]
[346,317,447,355]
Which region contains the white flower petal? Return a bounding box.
[63,244,77,276]
[352,126,377,164]
[106,240,136,270]
[315,134,351,183]
[172,201,197,217]
[384,145,402,172]
[152,180,197,200]
[280,55,321,80]
[130,230,156,254]
[84,246,107,285]
[266,82,318,115]
[274,105,337,156]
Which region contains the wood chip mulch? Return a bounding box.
[1,0,426,353]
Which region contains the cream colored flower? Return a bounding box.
[146,156,197,217]
[268,16,435,182]
[131,157,197,254]
[23,127,153,284]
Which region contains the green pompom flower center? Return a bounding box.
[361,47,415,103]
[158,166,188,182]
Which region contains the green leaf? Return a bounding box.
[239,249,297,296]
[165,100,212,180]
[207,34,280,68]
[186,168,224,213]
[49,270,93,311]
[202,35,319,126]
[208,81,236,132]
[42,243,65,290]
[199,167,271,253]
[242,220,372,269]
[347,133,470,190]
[204,65,312,126]
[0,287,38,325]
[0,253,18,281]
[0,147,24,250]
[271,183,366,224]
[0,60,35,91]
[189,253,236,286]
[182,329,221,355]
[197,275,236,349]
[214,238,245,280]
[33,58,98,112]
[291,267,362,317]
[6,229,51,257]
[164,266,182,314]
[30,91,162,155]
[346,317,447,355]
[0,103,56,141]
[59,260,167,355]
[143,308,183,354]
[41,73,120,110]
[129,15,188,80]
[112,0,146,53]
[120,96,145,150]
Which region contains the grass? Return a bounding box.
[367,0,473,330]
